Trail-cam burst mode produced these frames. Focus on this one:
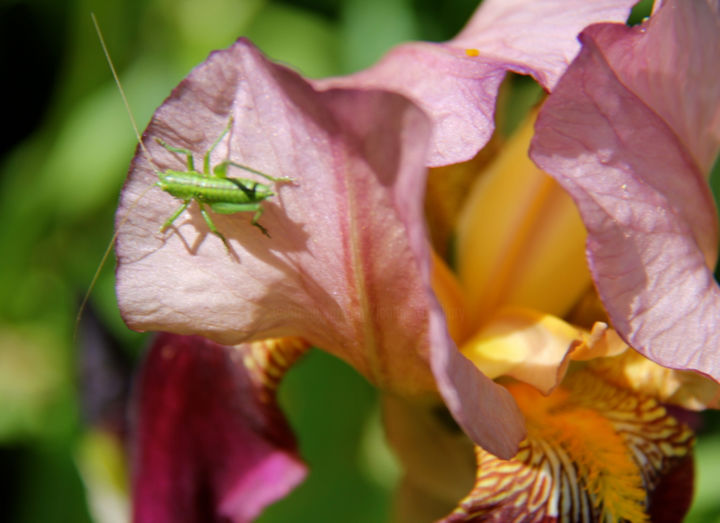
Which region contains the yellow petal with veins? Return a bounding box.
[588,348,720,410]
[456,111,589,325]
[444,375,694,522]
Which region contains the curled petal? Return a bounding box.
[429,318,525,458]
[531,0,720,380]
[132,334,308,523]
[316,1,636,167]
[442,374,695,522]
[315,43,508,167]
[460,310,626,395]
[454,0,638,90]
[569,321,629,361]
[460,307,582,394]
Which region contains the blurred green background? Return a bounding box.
[1,0,718,521]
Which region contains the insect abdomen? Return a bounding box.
[157,171,273,203]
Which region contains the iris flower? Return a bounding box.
[114,0,720,521]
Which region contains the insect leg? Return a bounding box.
[197,202,232,250]
[251,206,270,238]
[204,117,234,175]
[208,201,270,238]
[156,139,196,171]
[160,200,191,232]
[215,160,293,184]
[225,178,259,199]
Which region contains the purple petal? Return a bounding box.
[132,334,307,523]
[315,0,636,166]
[531,0,720,379]
[115,39,524,455]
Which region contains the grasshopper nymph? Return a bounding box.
[153,117,292,250]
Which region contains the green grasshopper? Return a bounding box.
[77,15,291,335]
[90,14,291,251]
[152,117,291,249]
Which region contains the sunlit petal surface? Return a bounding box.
[531,0,720,379]
[460,307,582,394]
[116,39,437,395]
[454,0,637,90]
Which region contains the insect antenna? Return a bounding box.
[90,13,158,169]
[74,182,156,340]
[76,14,159,339]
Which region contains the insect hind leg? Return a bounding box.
[156,139,196,171]
[251,207,270,238]
[216,160,293,184]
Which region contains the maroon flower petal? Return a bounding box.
[132,334,307,523]
[531,0,720,380]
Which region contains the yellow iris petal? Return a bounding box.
[589,347,720,410]
[459,307,582,393]
[456,112,589,325]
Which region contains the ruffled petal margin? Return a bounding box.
[132,334,308,523]
[316,0,636,167]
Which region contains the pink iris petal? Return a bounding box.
[115,39,524,457]
[116,39,436,395]
[315,0,636,167]
[131,334,306,523]
[531,0,720,379]
[429,310,524,458]
[314,44,507,167]
[454,0,639,90]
